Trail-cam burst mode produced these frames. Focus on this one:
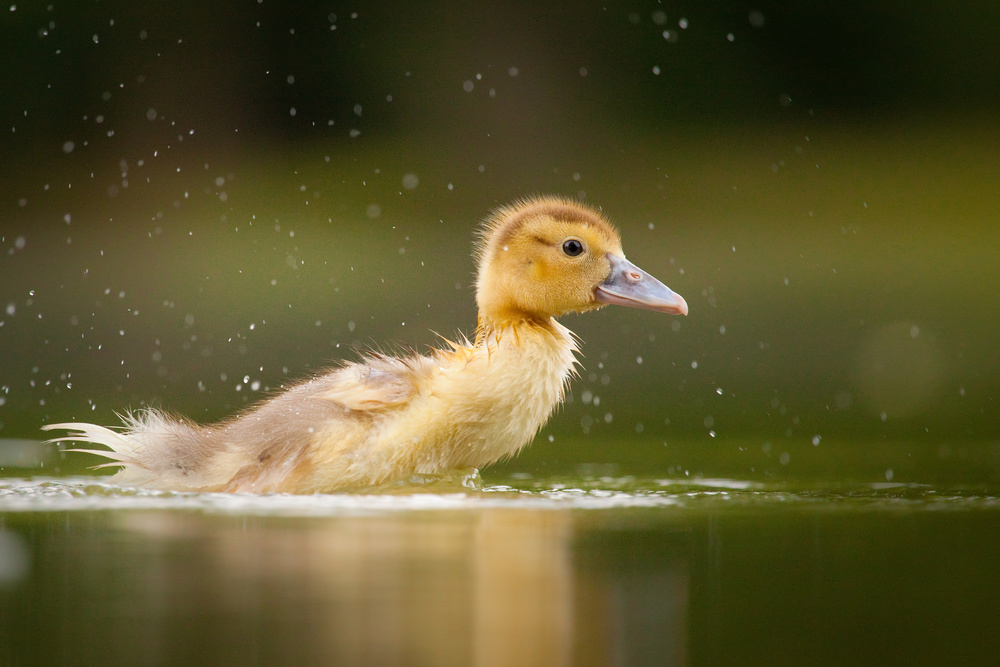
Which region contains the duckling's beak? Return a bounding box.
[595,254,689,315]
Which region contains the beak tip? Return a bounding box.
[597,254,689,316]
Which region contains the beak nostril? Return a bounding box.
[627,271,641,282]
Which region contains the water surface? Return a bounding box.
[2,472,999,666]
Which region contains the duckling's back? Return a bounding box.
[44,195,685,494]
[45,321,577,493]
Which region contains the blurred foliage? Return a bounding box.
[2,1,999,479]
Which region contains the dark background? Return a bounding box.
[2,1,999,479]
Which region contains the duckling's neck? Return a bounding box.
[442,314,577,468]
[474,313,570,346]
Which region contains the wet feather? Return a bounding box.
[43,196,686,493]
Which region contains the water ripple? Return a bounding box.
[2,476,999,516]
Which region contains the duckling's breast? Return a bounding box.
[430,320,578,468]
[301,320,578,489]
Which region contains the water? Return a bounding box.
[2,473,999,666]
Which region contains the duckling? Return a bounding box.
[43,196,687,494]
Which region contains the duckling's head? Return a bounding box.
[475,196,688,327]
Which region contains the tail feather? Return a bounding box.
[42,420,141,466]
[42,409,237,490]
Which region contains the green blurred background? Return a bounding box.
[2,1,999,481]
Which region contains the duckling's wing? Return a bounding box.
[317,354,438,411]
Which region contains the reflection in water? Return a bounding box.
[101,507,686,666]
[0,494,692,666]
[3,478,1000,666]
[0,529,30,588]
[473,510,574,667]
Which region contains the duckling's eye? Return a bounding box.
[562,239,585,257]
